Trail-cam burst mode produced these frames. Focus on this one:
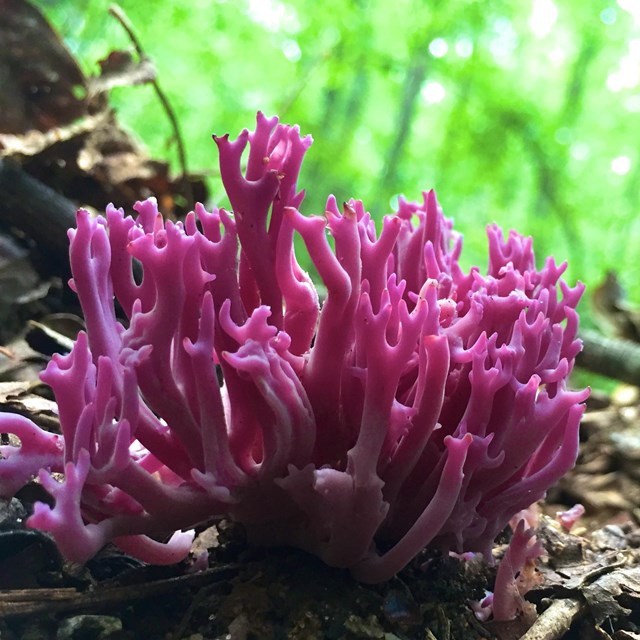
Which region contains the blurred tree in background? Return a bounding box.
[33,0,640,325]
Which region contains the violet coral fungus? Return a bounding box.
[0,113,588,583]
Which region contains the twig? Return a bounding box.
[0,563,239,618]
[108,4,193,211]
[519,597,584,640]
[577,329,640,386]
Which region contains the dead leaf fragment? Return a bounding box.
[582,566,640,624]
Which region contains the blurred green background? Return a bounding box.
[33,0,640,328]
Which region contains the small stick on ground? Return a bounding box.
[519,598,584,640]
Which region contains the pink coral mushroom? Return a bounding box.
[0,113,588,583]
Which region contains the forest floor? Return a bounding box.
[0,355,639,640]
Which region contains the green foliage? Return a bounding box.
[34,0,640,317]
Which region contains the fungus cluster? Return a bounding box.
[0,114,587,584]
